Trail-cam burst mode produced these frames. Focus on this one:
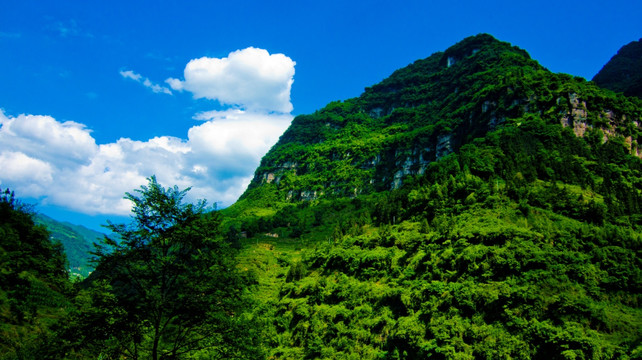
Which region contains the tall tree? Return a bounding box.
[83,177,256,359]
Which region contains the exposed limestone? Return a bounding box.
[390,146,434,189]
[391,170,404,190]
[361,154,381,170]
[482,100,496,113]
[560,93,590,137]
[285,189,324,201]
[300,190,320,201]
[259,161,299,184]
[488,114,505,129]
[281,162,298,169]
[558,95,642,158]
[446,48,479,68]
[264,173,276,184]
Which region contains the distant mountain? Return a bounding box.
[35,214,103,277]
[223,34,642,357]
[593,38,642,99]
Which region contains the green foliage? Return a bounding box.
[57,177,260,359]
[236,34,642,213]
[593,38,642,99]
[224,35,642,359]
[270,199,642,358]
[0,189,71,359]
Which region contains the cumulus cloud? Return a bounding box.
[187,109,292,175]
[120,69,172,95]
[0,112,97,167]
[0,109,292,215]
[1,47,296,216]
[166,47,295,113]
[0,152,53,184]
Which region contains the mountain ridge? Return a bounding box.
[236,34,642,210]
[218,34,642,358]
[34,213,103,277]
[593,38,642,99]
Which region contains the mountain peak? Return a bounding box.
[236,34,640,208]
[440,33,528,67]
[593,38,642,98]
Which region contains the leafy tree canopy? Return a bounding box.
[58,177,261,359]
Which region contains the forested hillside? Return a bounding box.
[593,38,642,99]
[35,214,103,278]
[224,34,642,358]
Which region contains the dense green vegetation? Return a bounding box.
[2,34,642,358]
[0,189,70,359]
[240,34,642,210]
[593,38,642,99]
[0,181,260,359]
[53,177,261,359]
[226,34,642,358]
[34,214,103,278]
[243,122,642,358]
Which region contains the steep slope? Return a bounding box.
[225,34,642,358]
[237,34,641,210]
[0,191,71,358]
[35,214,103,278]
[593,38,642,99]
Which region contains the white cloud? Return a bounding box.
[120,70,142,81]
[1,47,296,216]
[120,69,172,95]
[0,152,53,184]
[0,109,292,215]
[0,111,97,167]
[166,47,295,113]
[187,109,292,175]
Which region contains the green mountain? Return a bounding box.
[224,34,642,358]
[237,34,641,210]
[3,34,642,359]
[34,214,103,277]
[593,38,642,99]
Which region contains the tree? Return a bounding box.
[84,177,256,359]
[0,189,70,358]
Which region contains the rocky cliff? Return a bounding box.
[240,34,642,203]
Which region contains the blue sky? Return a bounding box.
[1,0,640,231]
